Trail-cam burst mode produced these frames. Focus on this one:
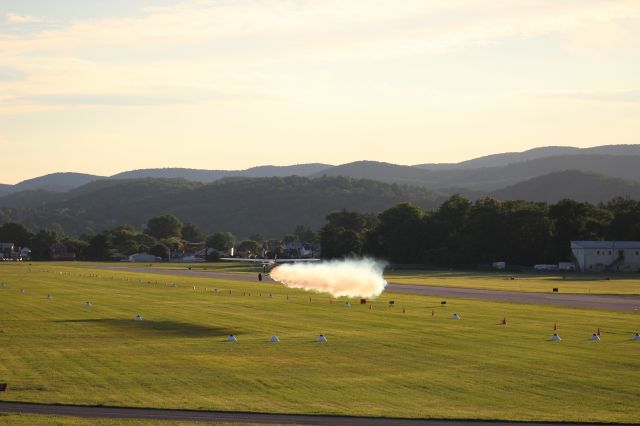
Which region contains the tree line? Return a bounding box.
[320,196,640,267]
[0,214,318,261]
[3,195,639,266]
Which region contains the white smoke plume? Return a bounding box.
[270,258,387,298]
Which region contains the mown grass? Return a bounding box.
[103,261,640,294]
[88,261,262,274]
[0,263,639,423]
[0,413,276,426]
[386,269,640,294]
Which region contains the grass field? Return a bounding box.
[386,270,640,294]
[0,413,272,426]
[106,261,640,294]
[117,262,262,274]
[1,262,639,423]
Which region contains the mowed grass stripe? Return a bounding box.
[0,263,639,423]
[387,270,640,294]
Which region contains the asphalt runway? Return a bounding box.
[97,266,640,311]
[0,402,631,426]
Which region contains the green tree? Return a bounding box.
[29,229,61,260]
[423,195,472,265]
[464,198,506,264]
[161,237,184,257]
[320,210,378,259]
[502,201,552,265]
[365,203,425,263]
[107,225,143,255]
[264,239,284,259]
[146,214,182,239]
[85,233,111,260]
[181,222,204,242]
[293,225,319,242]
[206,232,235,252]
[549,199,611,259]
[237,240,260,256]
[0,222,33,247]
[606,198,640,240]
[149,243,170,260]
[63,238,89,260]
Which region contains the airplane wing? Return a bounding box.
[220,258,274,264]
[220,258,320,264]
[277,259,321,263]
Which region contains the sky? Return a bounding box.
[1,0,639,184]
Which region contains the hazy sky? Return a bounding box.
[1,0,639,183]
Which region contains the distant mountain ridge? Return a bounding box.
[1,144,639,200]
[111,163,332,181]
[492,170,640,203]
[415,144,640,170]
[312,154,640,190]
[9,172,106,193]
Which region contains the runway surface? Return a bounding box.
[97,266,640,311]
[0,402,630,425]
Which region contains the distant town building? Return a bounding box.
[0,242,15,259]
[0,243,31,261]
[128,252,159,263]
[492,261,506,270]
[571,241,640,272]
[19,247,31,260]
[282,241,319,259]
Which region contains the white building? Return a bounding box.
[571,241,640,272]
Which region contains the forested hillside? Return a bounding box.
[0,176,445,238]
[493,171,640,203]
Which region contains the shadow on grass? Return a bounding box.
[55,319,235,337]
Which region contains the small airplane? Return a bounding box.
[220,256,320,272]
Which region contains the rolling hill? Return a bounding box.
[312,161,432,184]
[415,144,640,170]
[111,164,332,181]
[492,170,640,203]
[312,154,640,190]
[0,176,446,237]
[421,154,640,190]
[2,144,640,236]
[3,144,640,195]
[0,184,11,197]
[10,172,105,193]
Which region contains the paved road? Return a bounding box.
[0,402,630,425]
[96,266,640,311]
[384,283,640,312]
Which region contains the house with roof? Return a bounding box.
[571,241,640,272]
[0,242,15,259]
